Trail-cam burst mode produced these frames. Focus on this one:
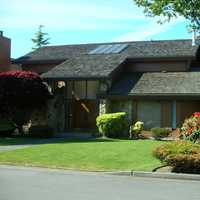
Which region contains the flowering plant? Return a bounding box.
[180,112,200,143]
[129,121,144,139]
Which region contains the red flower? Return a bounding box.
[193,112,200,118]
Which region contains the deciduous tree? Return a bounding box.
[133,0,200,33]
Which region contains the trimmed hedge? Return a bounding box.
[29,125,55,138]
[0,120,16,136]
[154,141,200,174]
[151,127,171,140]
[96,112,128,138]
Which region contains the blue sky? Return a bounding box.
[0,0,191,58]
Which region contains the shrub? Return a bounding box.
[154,141,200,173]
[96,112,128,138]
[0,120,16,137]
[29,125,55,138]
[0,71,52,133]
[151,127,171,140]
[180,112,200,143]
[129,121,144,139]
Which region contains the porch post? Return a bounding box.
[99,99,110,115]
[172,100,177,129]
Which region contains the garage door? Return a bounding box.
[137,101,161,129]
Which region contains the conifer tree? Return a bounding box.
[31,25,50,50]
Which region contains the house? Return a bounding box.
[0,31,11,72]
[14,39,200,131]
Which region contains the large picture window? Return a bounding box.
[66,80,98,99]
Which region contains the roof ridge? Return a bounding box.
[40,39,194,48]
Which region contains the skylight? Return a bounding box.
[89,44,128,55]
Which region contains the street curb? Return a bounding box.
[0,165,200,181]
[107,171,200,181]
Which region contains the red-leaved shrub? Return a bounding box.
[0,70,52,132]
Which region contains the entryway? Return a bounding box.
[65,100,98,130]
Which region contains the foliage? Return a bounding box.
[96,112,128,138]
[133,0,200,33]
[0,139,164,171]
[31,25,50,50]
[0,70,52,132]
[29,125,55,138]
[129,121,144,139]
[0,120,17,136]
[151,127,171,140]
[180,112,200,143]
[154,141,200,173]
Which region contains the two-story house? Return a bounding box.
[14,40,200,131]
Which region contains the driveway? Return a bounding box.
[0,132,94,152]
[0,166,199,200]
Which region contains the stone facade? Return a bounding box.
[30,83,65,133]
[46,96,65,132]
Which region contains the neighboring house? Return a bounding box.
[0,31,11,72]
[14,39,200,131]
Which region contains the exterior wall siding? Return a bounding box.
[126,61,188,72]
[137,101,161,129]
[22,63,60,74]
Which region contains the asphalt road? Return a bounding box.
[0,166,199,200]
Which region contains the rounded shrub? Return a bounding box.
[96,112,128,138]
[154,141,200,174]
[0,120,16,137]
[129,121,144,139]
[151,127,171,140]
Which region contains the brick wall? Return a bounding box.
[0,32,11,71]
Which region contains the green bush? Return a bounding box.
[0,120,16,136]
[96,112,128,138]
[151,127,171,140]
[29,125,55,138]
[154,141,200,174]
[129,121,144,139]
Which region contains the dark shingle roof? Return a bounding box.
[13,44,98,64]
[14,39,200,79]
[109,72,200,96]
[42,54,126,79]
[15,39,199,63]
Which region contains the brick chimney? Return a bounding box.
[0,31,11,72]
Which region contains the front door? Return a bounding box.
[72,100,98,129]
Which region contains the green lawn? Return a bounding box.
[0,138,165,171]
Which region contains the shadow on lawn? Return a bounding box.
[0,136,119,146]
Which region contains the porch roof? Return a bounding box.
[42,54,126,80]
[108,72,200,97]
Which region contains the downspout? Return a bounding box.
[172,100,177,129]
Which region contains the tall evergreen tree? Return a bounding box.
[31,25,50,50]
